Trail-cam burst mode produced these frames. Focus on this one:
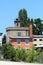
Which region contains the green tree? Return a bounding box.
[19,48,26,61]
[25,46,38,62]
[33,51,38,62]
[25,49,33,62]
[34,18,43,35]
[2,34,6,45]
[2,44,15,60]
[18,9,43,35]
[14,48,20,61]
[14,48,26,61]
[18,8,29,27]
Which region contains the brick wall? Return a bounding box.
[10,39,33,49]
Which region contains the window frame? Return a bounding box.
[25,39,29,44]
[18,32,21,36]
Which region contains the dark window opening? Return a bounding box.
[34,39,37,41]
[39,39,42,41]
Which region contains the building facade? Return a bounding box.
[33,35,43,48]
[6,18,43,49]
[6,18,33,49]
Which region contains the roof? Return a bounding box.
[9,36,30,39]
[9,35,43,39]
[6,27,29,31]
[33,35,43,38]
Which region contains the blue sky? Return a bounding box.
[0,0,43,35]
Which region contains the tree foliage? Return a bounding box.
[18,8,28,27]
[2,44,43,63]
[2,44,15,60]
[18,8,43,35]
[34,18,43,35]
[2,34,6,45]
[25,46,38,62]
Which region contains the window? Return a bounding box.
[34,39,37,41]
[39,39,42,41]
[18,32,21,36]
[17,39,20,44]
[25,39,29,44]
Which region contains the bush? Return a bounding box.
[13,48,26,61]
[2,44,26,61]
[25,49,33,62]
[37,51,43,63]
[19,48,26,61]
[25,46,38,62]
[2,44,43,63]
[14,48,20,61]
[2,44,15,60]
[33,51,38,62]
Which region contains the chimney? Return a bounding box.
[29,24,33,47]
[29,24,33,38]
[14,18,20,27]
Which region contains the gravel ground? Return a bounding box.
[0,61,43,65]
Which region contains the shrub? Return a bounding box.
[25,46,38,62]
[2,44,43,63]
[25,49,33,62]
[37,51,43,63]
[2,44,15,60]
[19,48,26,61]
